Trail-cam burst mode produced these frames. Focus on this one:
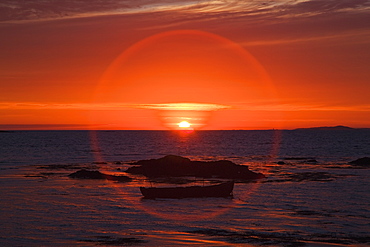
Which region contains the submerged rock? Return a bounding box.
[68,169,132,182]
[81,236,147,245]
[349,157,370,167]
[125,155,265,180]
[306,159,318,163]
[287,172,335,182]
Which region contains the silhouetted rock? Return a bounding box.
[282,157,317,163]
[349,157,370,167]
[126,155,265,180]
[287,172,335,182]
[307,159,318,163]
[294,125,354,130]
[284,157,315,161]
[68,169,131,182]
[81,236,147,245]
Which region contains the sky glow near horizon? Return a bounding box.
[1,0,370,129]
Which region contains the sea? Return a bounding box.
[1,130,370,246]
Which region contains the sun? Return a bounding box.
[178,121,191,128]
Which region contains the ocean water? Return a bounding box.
[1,130,370,246]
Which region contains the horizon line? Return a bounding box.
[1,125,369,131]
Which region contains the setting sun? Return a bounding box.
[178,121,191,128]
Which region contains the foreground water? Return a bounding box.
[1,130,370,246]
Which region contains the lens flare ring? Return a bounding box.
[89,29,281,220]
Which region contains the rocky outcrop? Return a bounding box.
[294,125,353,130]
[126,155,265,180]
[68,169,132,182]
[349,157,370,167]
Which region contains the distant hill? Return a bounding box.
[294,125,354,130]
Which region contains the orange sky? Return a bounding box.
[1,1,370,130]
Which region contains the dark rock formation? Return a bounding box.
[294,125,353,130]
[349,157,370,167]
[282,157,317,163]
[287,172,335,182]
[125,155,265,180]
[68,169,132,182]
[306,159,318,163]
[81,236,147,245]
[284,157,315,161]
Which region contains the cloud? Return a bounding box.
[2,101,369,112]
[280,0,370,16]
[2,0,369,23]
[242,29,370,46]
[0,124,90,130]
[134,103,231,111]
[0,102,231,111]
[0,0,207,23]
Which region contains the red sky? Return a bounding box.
[1,0,370,130]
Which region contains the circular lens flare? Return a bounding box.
[89,30,282,221]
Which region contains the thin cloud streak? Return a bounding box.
[242,29,370,46]
[135,103,231,111]
[0,102,230,111]
[2,102,370,112]
[234,103,370,112]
